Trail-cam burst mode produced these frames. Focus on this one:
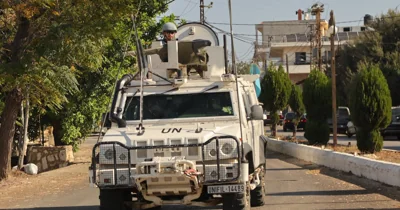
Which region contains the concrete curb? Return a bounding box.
[266,137,400,187]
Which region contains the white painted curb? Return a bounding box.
[266,137,400,187]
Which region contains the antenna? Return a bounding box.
[131,15,146,133]
[228,0,245,162]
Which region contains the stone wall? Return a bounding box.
[27,146,74,173]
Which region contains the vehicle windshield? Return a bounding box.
[392,108,400,120]
[338,108,349,117]
[285,112,296,119]
[122,92,234,120]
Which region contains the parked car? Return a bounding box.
[380,106,400,140]
[297,113,307,130]
[283,112,296,131]
[264,110,284,126]
[328,106,351,135]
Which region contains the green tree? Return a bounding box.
[303,69,331,145]
[335,10,400,107]
[236,61,251,74]
[288,84,305,138]
[259,64,291,137]
[348,63,392,153]
[0,0,173,181]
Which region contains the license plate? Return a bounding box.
[207,184,245,194]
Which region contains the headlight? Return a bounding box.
[221,143,234,155]
[104,149,113,160]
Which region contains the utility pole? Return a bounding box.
[311,3,324,71]
[200,0,213,24]
[309,24,314,70]
[200,0,204,24]
[329,10,338,147]
[265,35,273,72]
[286,54,289,75]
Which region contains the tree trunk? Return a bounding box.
[272,123,277,137]
[18,94,29,169]
[53,120,65,146]
[0,88,24,181]
[292,124,297,139]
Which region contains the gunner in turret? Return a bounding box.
[161,22,177,44]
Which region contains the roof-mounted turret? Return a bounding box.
[145,22,225,83]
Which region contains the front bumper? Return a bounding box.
[89,136,242,193]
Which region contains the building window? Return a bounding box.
[295,52,307,65]
[343,27,351,32]
[324,51,332,63]
[361,27,366,31]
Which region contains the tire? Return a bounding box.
[250,172,265,207]
[99,189,131,210]
[397,135,400,140]
[222,189,251,210]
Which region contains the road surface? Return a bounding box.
[3,137,400,210]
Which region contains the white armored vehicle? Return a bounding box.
[89,22,268,210]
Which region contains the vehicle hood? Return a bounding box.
[101,122,241,146]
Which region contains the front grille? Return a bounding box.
[91,136,241,187]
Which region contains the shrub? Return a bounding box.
[304,120,330,145]
[302,69,331,145]
[288,84,305,137]
[259,64,291,136]
[348,63,392,153]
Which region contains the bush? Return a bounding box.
[302,69,331,145]
[349,63,392,153]
[304,120,330,145]
[259,64,291,136]
[356,128,383,153]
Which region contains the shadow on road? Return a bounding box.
[267,189,370,196]
[2,205,222,210]
[266,150,400,202]
[0,207,99,210]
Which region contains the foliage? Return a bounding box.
[288,84,305,124]
[236,61,251,75]
[335,10,400,106]
[304,120,330,145]
[259,63,291,136]
[0,0,174,180]
[302,69,331,145]
[348,63,391,153]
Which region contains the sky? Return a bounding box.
[164,0,400,61]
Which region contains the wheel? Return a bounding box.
[99,189,131,210]
[250,171,265,207]
[397,135,400,140]
[222,190,250,210]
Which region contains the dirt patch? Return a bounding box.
[0,138,94,209]
[278,137,400,164]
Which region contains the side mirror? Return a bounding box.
[250,105,264,120]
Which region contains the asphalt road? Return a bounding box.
[4,137,400,210]
[267,125,400,151]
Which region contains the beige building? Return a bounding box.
[253,18,366,84]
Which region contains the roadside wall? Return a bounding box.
[27,146,74,173]
[266,137,400,187]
